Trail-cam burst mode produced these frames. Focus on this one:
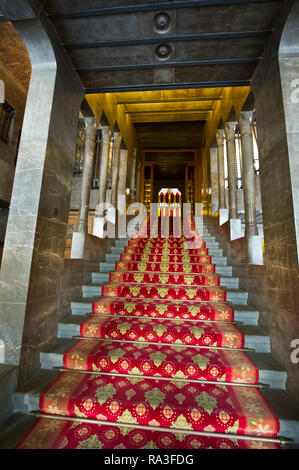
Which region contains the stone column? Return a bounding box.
[110,131,122,207]
[216,128,228,225]
[224,110,242,240]
[130,148,137,199]
[224,122,238,218]
[71,117,98,258]
[135,159,141,203]
[239,110,258,237]
[0,12,84,381]
[239,109,263,264]
[210,144,218,216]
[77,118,97,233]
[98,126,112,206]
[117,146,128,215]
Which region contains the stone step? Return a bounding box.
[57,315,268,352]
[215,265,233,276]
[111,246,126,254]
[211,256,227,265]
[106,253,121,262]
[11,370,299,443]
[219,277,239,289]
[203,236,216,243]
[82,283,248,304]
[115,240,130,247]
[204,232,218,237]
[207,248,223,256]
[112,244,223,257]
[99,262,233,277]
[92,272,109,283]
[99,262,115,272]
[83,284,102,298]
[91,268,110,284]
[39,338,286,390]
[91,272,238,290]
[70,299,258,324]
[226,289,248,305]
[205,242,219,249]
[70,300,259,326]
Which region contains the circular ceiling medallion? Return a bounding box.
[155,44,172,61]
[154,12,171,34]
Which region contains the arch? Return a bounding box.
[0,7,84,384]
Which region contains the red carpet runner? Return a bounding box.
[15,218,281,449]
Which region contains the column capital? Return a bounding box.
[224,120,237,141]
[112,131,122,150]
[101,125,112,143]
[239,110,254,136]
[113,130,122,139]
[216,128,225,145]
[239,109,254,124]
[84,116,98,132]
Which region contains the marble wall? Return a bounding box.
[252,0,299,404]
[211,0,299,405]
[60,235,114,321]
[0,10,84,386]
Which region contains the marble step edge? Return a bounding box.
[111,246,224,256]
[11,371,299,443]
[91,272,239,289]
[99,262,233,276]
[106,253,228,266]
[82,285,248,305]
[39,337,286,390]
[70,299,259,326]
[118,242,220,250]
[119,242,220,248]
[56,315,270,353]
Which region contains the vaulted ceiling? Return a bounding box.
[41,0,285,93]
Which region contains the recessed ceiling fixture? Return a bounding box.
[153,12,171,34]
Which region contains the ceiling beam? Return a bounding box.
[85,80,251,93]
[49,0,284,19]
[117,98,221,104]
[125,109,213,114]
[77,57,259,73]
[131,112,209,115]
[62,30,273,49]
[131,116,208,122]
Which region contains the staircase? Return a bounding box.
[3,217,299,449]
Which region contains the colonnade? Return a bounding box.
[71,117,140,256]
[211,96,263,264]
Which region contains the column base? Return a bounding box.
[93,217,105,238]
[107,207,116,224]
[247,235,264,265]
[219,208,229,226]
[71,232,86,258]
[0,340,5,363]
[230,218,242,241]
[93,212,117,238]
